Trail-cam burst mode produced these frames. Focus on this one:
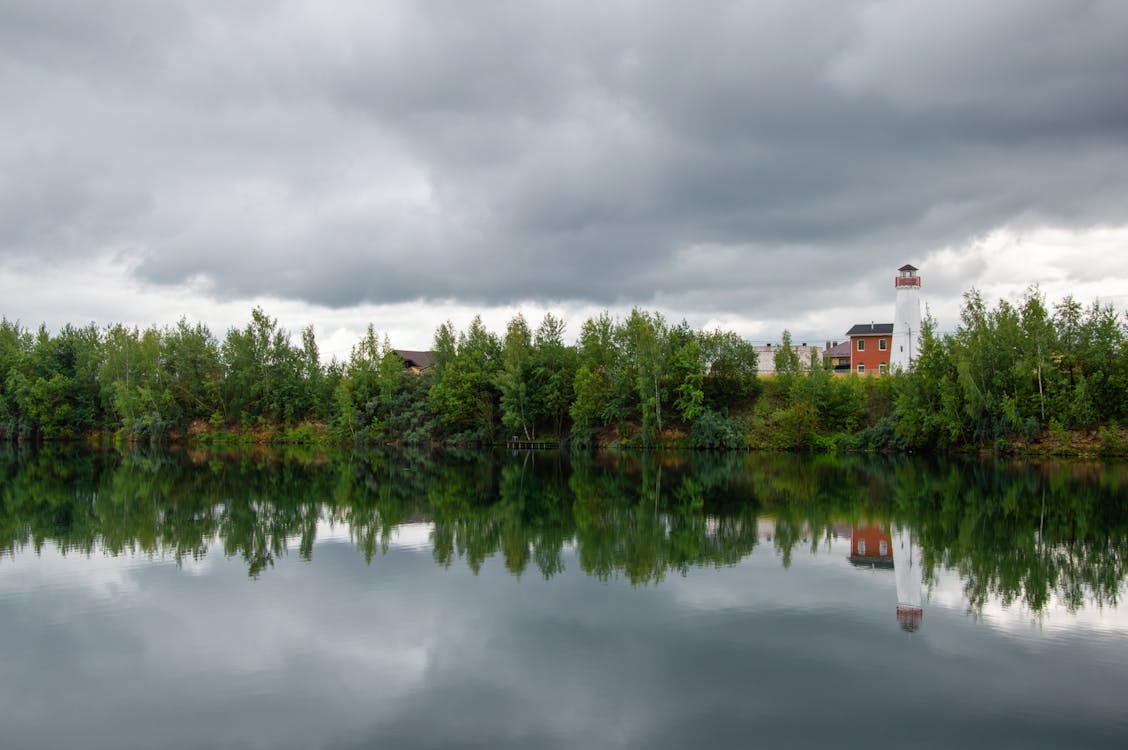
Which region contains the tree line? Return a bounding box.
[0,307,762,447]
[888,288,1128,452]
[1,286,1126,451]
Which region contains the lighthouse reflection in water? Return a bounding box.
[892,526,923,631]
[848,522,923,632]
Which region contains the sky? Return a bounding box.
[2,0,1127,359]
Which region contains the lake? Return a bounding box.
[1,447,1126,749]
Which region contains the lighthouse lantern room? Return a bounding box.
[896,264,921,287]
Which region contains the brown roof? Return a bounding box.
[394,350,436,371]
[825,340,851,358]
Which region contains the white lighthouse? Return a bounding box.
[890,264,922,372]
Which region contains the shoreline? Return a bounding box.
[5,420,1126,460]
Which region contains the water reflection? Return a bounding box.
[893,526,924,631]
[845,522,924,631]
[3,447,1128,748]
[1,446,1126,619]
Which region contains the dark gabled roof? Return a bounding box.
[394,349,436,370]
[825,340,851,358]
[846,323,894,336]
[898,264,918,272]
[848,555,895,570]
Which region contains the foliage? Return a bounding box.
[892,287,1128,450]
[2,284,1126,453]
[773,329,802,383]
[688,410,745,449]
[3,446,1127,614]
[700,330,760,407]
[1098,423,1127,457]
[497,314,536,440]
[429,316,502,443]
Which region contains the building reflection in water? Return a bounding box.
[847,522,923,632]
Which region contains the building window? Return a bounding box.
[879,338,887,351]
[879,540,888,556]
[879,363,887,374]
[857,540,866,555]
[857,339,865,351]
[857,363,865,373]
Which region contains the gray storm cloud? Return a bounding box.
[1,0,1126,315]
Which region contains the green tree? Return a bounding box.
[331,324,390,442]
[429,316,502,442]
[497,314,536,440]
[621,309,666,445]
[16,324,103,439]
[157,318,222,426]
[667,324,705,423]
[0,319,32,438]
[531,313,577,438]
[773,329,802,381]
[571,313,619,433]
[699,330,759,408]
[894,310,961,449]
[220,308,323,426]
[100,324,173,438]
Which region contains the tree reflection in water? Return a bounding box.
[1,445,1125,615]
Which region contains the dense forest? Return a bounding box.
[1,287,1126,452]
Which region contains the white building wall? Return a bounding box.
[754,345,823,375]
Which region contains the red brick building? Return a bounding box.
[846,323,893,375]
[847,522,893,568]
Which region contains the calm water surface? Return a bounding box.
[1,447,1126,749]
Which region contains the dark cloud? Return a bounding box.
[2,0,1126,316]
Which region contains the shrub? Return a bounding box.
[689,410,745,450]
[842,416,905,453]
[1099,422,1127,457]
[1048,417,1071,455]
[771,401,818,450]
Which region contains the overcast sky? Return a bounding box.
[2,0,1127,358]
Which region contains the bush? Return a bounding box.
[689,410,745,450]
[842,416,906,453]
[273,423,324,445]
[1099,422,1127,457]
[1048,418,1071,455]
[771,401,818,450]
[810,432,842,453]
